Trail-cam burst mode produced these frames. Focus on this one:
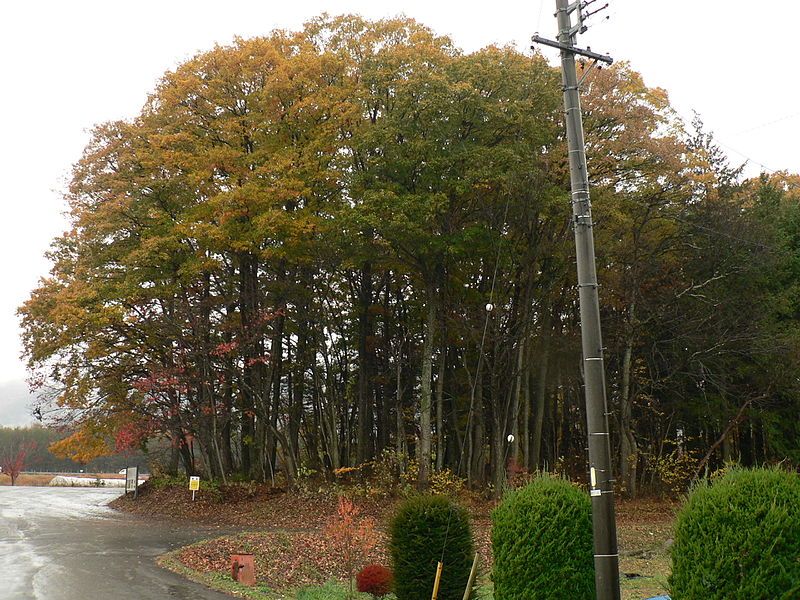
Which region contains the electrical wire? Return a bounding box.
[711,138,777,174]
[674,216,773,251]
[732,111,800,136]
[439,193,513,565]
[537,0,546,34]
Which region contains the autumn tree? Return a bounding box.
[18,14,800,493]
[0,440,36,486]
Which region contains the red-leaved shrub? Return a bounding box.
[324,496,379,596]
[356,564,393,598]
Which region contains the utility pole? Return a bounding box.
[533,2,620,599]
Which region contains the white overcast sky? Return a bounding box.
[1,0,798,408]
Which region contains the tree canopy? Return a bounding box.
[20,15,800,495]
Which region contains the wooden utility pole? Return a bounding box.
[533,2,621,599]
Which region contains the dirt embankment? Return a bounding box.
[111,479,495,529]
[111,480,392,528]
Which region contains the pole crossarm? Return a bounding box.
[531,34,614,64]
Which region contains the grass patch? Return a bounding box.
[619,554,671,599]
[161,545,669,600]
[160,548,389,599]
[160,547,274,598]
[294,580,379,599]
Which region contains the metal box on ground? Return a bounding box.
[231,553,255,586]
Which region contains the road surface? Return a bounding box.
[0,486,234,599]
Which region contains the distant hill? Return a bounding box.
[0,379,37,427]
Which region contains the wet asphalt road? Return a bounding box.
[0,486,235,599]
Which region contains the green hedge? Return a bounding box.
[389,494,474,600]
[491,475,594,599]
[670,467,800,599]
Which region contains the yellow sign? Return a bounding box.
[189,476,200,491]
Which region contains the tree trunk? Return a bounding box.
[619,332,638,498]
[531,337,550,470]
[356,262,375,464]
[521,351,531,470]
[468,360,485,486]
[491,385,511,498]
[510,337,525,465]
[268,313,285,479]
[395,340,405,457]
[418,288,437,490]
[237,253,260,479]
[290,317,308,468]
[435,344,446,471]
[207,275,228,483]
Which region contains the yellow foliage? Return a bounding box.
[401,460,465,496]
[49,427,112,464]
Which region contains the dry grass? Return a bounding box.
[0,472,54,486]
[0,472,125,486]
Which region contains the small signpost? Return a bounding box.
[125,466,139,499]
[189,476,200,501]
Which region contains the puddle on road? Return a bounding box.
[0,487,233,599]
[0,488,124,599]
[0,486,123,521]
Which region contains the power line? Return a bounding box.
[732,111,800,136]
[536,0,546,34]
[712,138,777,174]
[439,193,512,564]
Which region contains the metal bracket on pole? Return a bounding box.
[531,35,613,64]
[577,59,600,87]
[583,1,610,20]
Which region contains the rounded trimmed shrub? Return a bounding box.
[389,494,474,600]
[491,474,594,599]
[669,467,800,599]
[356,564,393,598]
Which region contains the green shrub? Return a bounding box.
[146,473,223,502]
[148,473,188,489]
[389,494,474,600]
[669,466,800,599]
[491,474,594,599]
